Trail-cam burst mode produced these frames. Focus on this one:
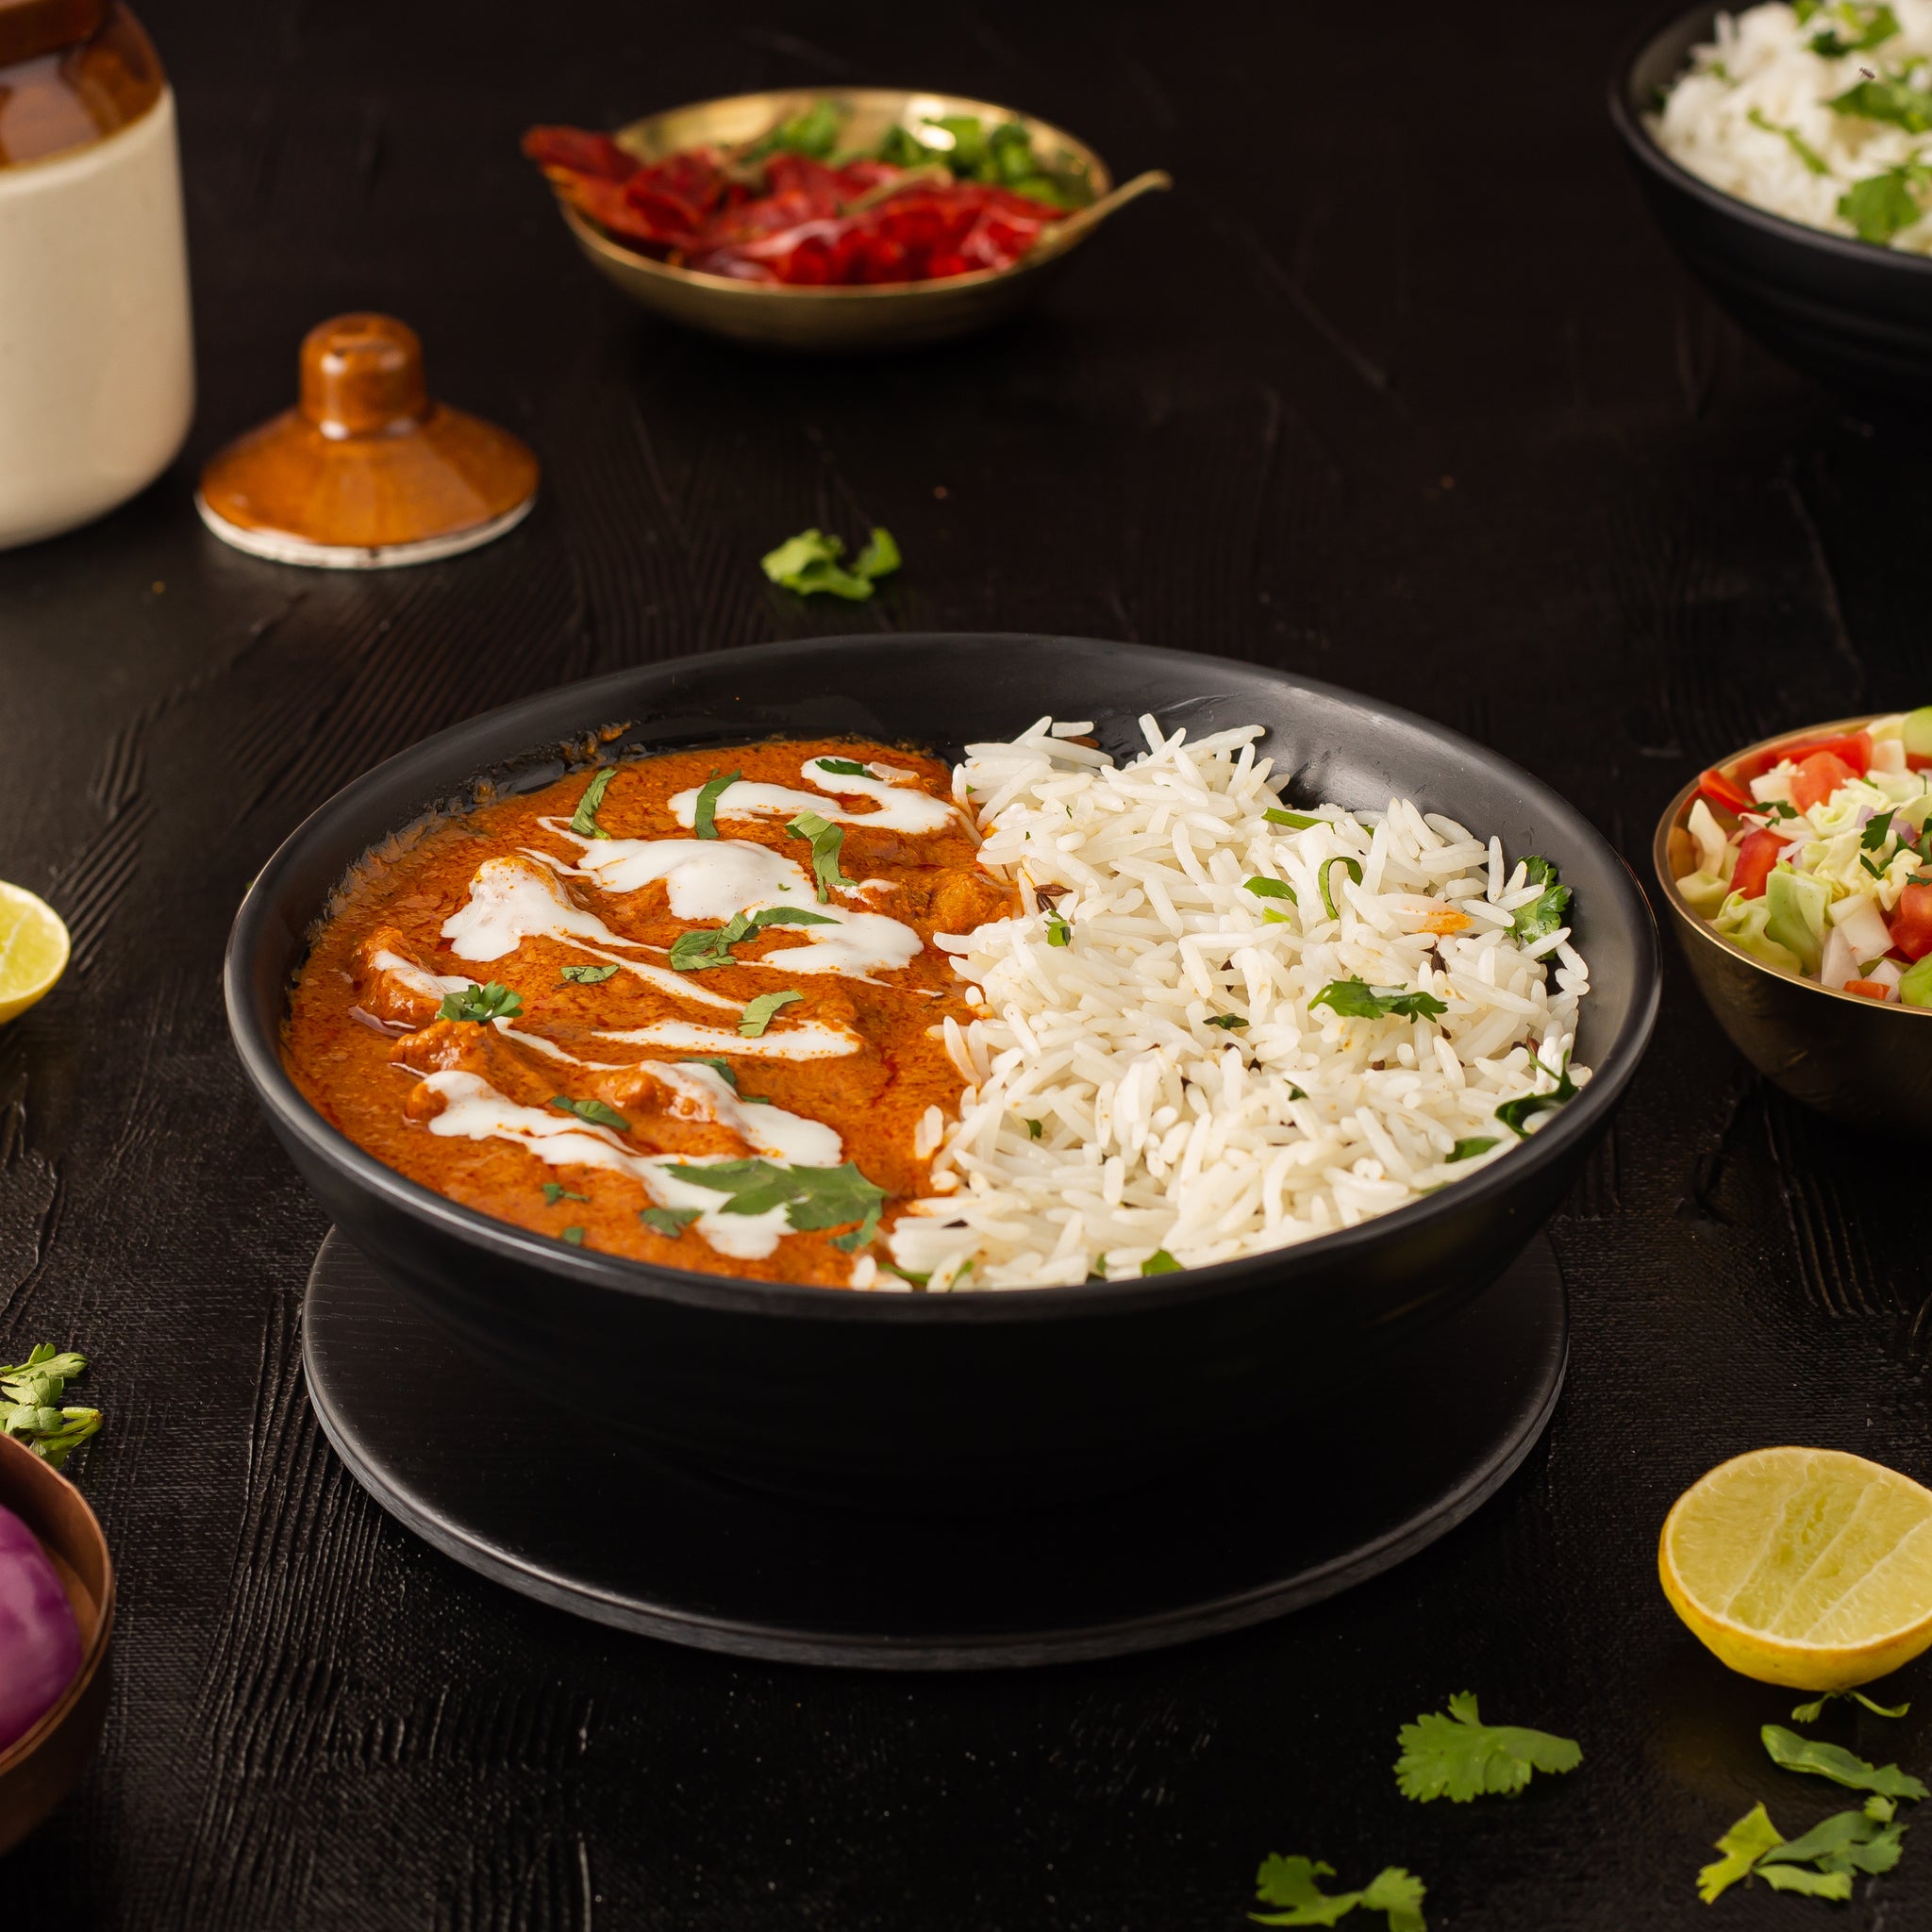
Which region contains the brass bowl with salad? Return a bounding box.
[1655,708,1932,1129]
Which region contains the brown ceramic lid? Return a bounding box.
[196,313,540,568]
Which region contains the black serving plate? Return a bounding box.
[305,1227,1569,1667]
[1609,2,1932,411]
[225,635,1658,1509]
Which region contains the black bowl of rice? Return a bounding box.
[1610,0,1932,408]
[227,635,1660,1508]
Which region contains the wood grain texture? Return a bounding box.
[3,0,1931,1923]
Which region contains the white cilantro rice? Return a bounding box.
[1650,2,1932,252]
[875,715,1592,1292]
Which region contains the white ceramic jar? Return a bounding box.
[0,2,193,550]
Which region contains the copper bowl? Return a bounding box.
[542,87,1145,353]
[0,1436,114,1853]
[1653,714,1932,1131]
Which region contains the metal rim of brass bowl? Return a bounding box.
[1652,713,1932,1132]
[543,87,1118,352]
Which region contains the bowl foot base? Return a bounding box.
[302,1229,1566,1670]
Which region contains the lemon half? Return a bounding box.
[0,882,69,1024]
[1660,1447,1932,1690]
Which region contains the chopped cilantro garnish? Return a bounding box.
[569,767,617,841]
[670,904,839,972]
[1264,807,1324,829]
[679,1056,738,1090]
[761,526,901,600]
[1747,106,1831,173]
[1206,1013,1249,1029]
[438,980,524,1024]
[1251,1856,1427,1932]
[1839,158,1931,241]
[1308,978,1449,1021]
[692,768,741,841]
[561,1225,586,1246]
[1761,1724,1929,1799]
[814,757,871,777]
[1494,1054,1578,1138]
[1141,1249,1181,1275]
[662,1158,888,1251]
[1044,909,1073,947]
[1320,856,1364,921]
[787,809,856,901]
[1448,1137,1498,1161]
[560,963,620,985]
[542,1182,589,1207]
[1243,875,1296,901]
[549,1094,629,1131]
[1510,856,1572,943]
[0,1344,102,1470]
[639,1206,702,1238]
[1863,808,1897,849]
[881,1261,932,1286]
[740,989,804,1037]
[1830,73,1932,133]
[1811,2,1900,56]
[1024,1117,1043,1138]
[1394,1691,1581,1802]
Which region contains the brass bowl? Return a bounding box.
[1653,713,1932,1131]
[546,87,1123,352]
[0,1436,114,1853]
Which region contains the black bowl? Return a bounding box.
[225,635,1659,1508]
[1609,2,1932,410]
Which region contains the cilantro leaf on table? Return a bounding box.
[1308,978,1449,1022]
[1838,159,1931,242]
[1250,1855,1427,1931]
[787,810,856,901]
[438,980,524,1024]
[662,1158,888,1251]
[1761,1724,1930,1799]
[542,1182,589,1207]
[1494,1054,1578,1138]
[740,989,804,1037]
[639,1207,702,1238]
[1508,857,1571,943]
[1699,1795,1906,1903]
[1791,1690,1911,1722]
[549,1094,629,1132]
[1830,73,1932,132]
[570,767,617,840]
[1394,1691,1582,1802]
[692,768,741,841]
[560,963,620,985]
[761,526,901,600]
[0,1344,102,1470]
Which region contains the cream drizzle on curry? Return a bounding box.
[282,741,1015,1284]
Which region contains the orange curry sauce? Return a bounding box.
[283,740,1015,1283]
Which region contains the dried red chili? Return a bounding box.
[522,114,1077,286]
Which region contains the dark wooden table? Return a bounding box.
[8,0,1932,1923]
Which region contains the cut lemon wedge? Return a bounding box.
[1660,1447,1932,1690]
[0,882,69,1024]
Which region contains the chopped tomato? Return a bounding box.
[1846,978,1892,1001]
[1731,828,1784,899]
[1890,883,1932,961]
[1785,731,1872,776]
[1697,766,1756,815]
[1791,751,1858,813]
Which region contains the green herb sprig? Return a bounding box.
[438,981,524,1024]
[0,1345,102,1469]
[1509,857,1571,944]
[787,810,856,901]
[740,989,804,1037]
[560,963,620,985]
[1250,1856,1427,1931]
[1394,1691,1582,1803]
[1700,1796,1906,1903]
[761,526,901,601]
[662,1158,889,1252]
[570,768,617,841]
[549,1094,630,1132]
[1308,978,1449,1022]
[669,905,838,972]
[1494,1054,1578,1138]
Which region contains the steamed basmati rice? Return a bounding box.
[882,715,1592,1291]
[1650,2,1932,253]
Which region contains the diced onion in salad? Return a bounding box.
[1677,708,1932,1007]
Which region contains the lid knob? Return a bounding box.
[299,313,430,440]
